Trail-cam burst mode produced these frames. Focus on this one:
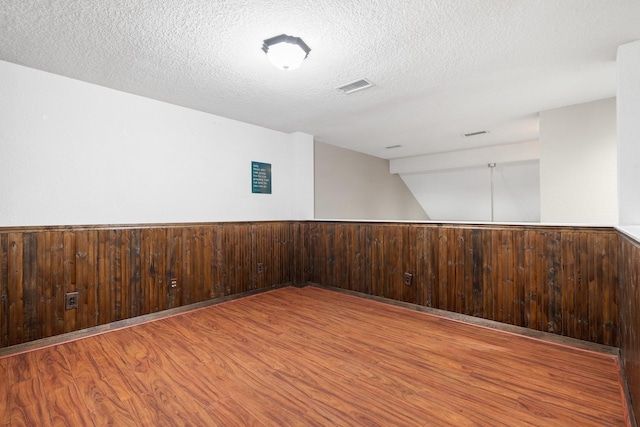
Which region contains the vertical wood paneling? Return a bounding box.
[482,228,494,321]
[561,232,576,339]
[188,227,203,303]
[437,228,448,311]
[0,222,299,348]
[291,222,308,286]
[513,230,525,327]
[23,233,38,341]
[96,230,109,326]
[602,235,624,346]
[619,233,640,426]
[415,226,432,308]
[453,228,464,315]
[166,227,182,307]
[523,230,534,331]
[547,230,561,335]
[0,221,621,349]
[469,229,482,318]
[591,233,605,343]
[370,225,384,298]
[110,229,123,322]
[202,226,214,298]
[447,228,458,313]
[75,230,98,328]
[62,231,75,333]
[362,225,373,295]
[402,226,417,304]
[8,233,24,344]
[37,232,48,339]
[383,226,400,301]
[304,222,619,347]
[212,225,224,298]
[535,231,548,332]
[181,227,194,304]
[51,232,65,336]
[0,234,8,348]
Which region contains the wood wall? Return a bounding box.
[0,222,300,348]
[0,221,620,349]
[619,233,640,424]
[302,222,619,347]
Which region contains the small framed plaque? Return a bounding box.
[251,161,272,194]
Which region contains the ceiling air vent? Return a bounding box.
[337,78,374,94]
[385,144,402,149]
[463,130,489,137]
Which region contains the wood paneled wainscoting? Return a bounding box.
[0,222,303,349]
[0,221,621,349]
[619,231,640,426]
[302,222,619,347]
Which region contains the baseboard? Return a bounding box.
[0,282,293,359]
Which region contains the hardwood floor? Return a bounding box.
[0,286,629,426]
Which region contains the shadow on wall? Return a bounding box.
[314,141,429,220]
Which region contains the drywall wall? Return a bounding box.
[390,141,540,174]
[392,141,541,222]
[618,41,640,227]
[0,60,314,226]
[314,141,428,220]
[539,97,617,224]
[400,161,540,222]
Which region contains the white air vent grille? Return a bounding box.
[337,78,374,94]
[463,130,489,137]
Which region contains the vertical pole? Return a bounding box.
[488,163,496,222]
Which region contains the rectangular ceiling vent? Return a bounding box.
[337,78,374,94]
[463,130,489,137]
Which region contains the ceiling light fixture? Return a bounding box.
[262,34,311,71]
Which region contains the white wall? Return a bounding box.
[400,161,540,222]
[618,41,640,227]
[390,141,540,174]
[539,97,617,224]
[392,141,541,222]
[314,141,428,220]
[0,60,314,226]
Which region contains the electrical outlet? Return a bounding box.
[257,263,264,274]
[65,292,79,310]
[404,272,413,287]
[170,278,178,289]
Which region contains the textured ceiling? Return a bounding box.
[1,1,640,159]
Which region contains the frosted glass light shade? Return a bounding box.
[262,34,311,71]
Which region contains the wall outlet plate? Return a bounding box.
[65,291,79,310]
[404,272,413,287]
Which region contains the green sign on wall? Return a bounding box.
[252,161,272,194]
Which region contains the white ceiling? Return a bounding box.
[2,1,640,160]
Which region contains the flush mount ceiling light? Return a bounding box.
[262,34,311,71]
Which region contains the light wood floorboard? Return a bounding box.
[0,286,629,426]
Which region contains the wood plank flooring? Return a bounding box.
[0,286,629,426]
